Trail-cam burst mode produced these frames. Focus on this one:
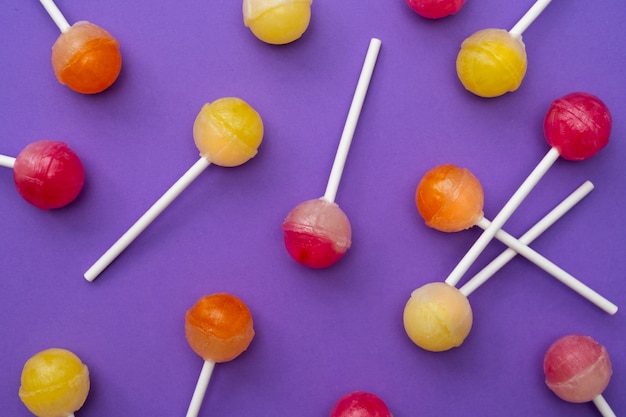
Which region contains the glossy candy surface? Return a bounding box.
[330,391,393,417]
[19,348,90,417]
[405,0,466,19]
[185,293,255,363]
[403,282,473,352]
[13,140,85,210]
[51,21,122,94]
[544,334,612,403]
[193,97,264,167]
[544,92,612,161]
[243,0,312,45]
[416,164,484,232]
[456,29,527,98]
[281,198,352,268]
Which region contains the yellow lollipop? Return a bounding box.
[19,348,90,417]
[243,0,312,45]
[456,0,552,98]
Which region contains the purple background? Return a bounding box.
[1,1,625,416]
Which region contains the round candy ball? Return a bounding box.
[330,391,393,417]
[456,28,527,98]
[185,293,255,363]
[544,334,612,403]
[406,0,466,19]
[193,97,264,167]
[403,282,473,352]
[281,198,352,269]
[51,21,122,94]
[243,0,312,45]
[543,92,612,161]
[13,140,85,210]
[416,164,484,232]
[19,348,90,417]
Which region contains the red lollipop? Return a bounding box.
[330,391,393,417]
[1,140,84,210]
[406,0,466,19]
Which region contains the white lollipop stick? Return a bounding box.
[460,181,593,296]
[466,185,617,314]
[185,360,216,417]
[323,38,381,203]
[38,0,71,32]
[593,394,617,417]
[0,154,16,168]
[84,157,211,282]
[445,147,560,287]
[509,0,552,37]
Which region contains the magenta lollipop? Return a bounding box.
[406,0,466,19]
[1,140,84,210]
[444,92,611,288]
[544,334,616,416]
[329,391,393,417]
[281,38,381,269]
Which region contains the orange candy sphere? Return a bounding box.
[185,293,255,363]
[415,164,484,232]
[51,21,122,94]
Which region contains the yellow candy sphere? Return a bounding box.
[193,97,264,167]
[403,282,473,352]
[456,28,527,98]
[19,348,90,417]
[243,0,312,45]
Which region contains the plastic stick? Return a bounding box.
[185,360,216,417]
[593,394,617,417]
[0,155,16,169]
[460,181,593,296]
[445,146,560,287]
[84,157,211,282]
[509,0,552,37]
[38,0,71,32]
[323,38,381,203]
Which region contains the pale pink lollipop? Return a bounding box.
[444,92,611,288]
[544,334,616,416]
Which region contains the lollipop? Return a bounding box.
[456,0,552,97]
[19,348,90,417]
[243,0,313,45]
[406,0,466,19]
[1,140,84,210]
[39,0,121,94]
[281,38,381,268]
[442,92,611,289]
[404,179,597,352]
[330,391,393,417]
[184,293,255,417]
[416,164,617,314]
[544,334,616,416]
[84,97,263,281]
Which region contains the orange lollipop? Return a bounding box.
[39,0,121,94]
[184,293,255,417]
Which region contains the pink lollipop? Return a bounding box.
[406,0,466,19]
[330,391,393,417]
[544,334,616,416]
[281,38,381,269]
[1,140,84,210]
[444,92,611,288]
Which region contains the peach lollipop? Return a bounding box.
[19,348,90,417]
[456,0,552,97]
[38,0,121,94]
[416,164,616,314]
[443,92,611,289]
[282,38,381,269]
[184,293,255,417]
[404,178,600,352]
[1,140,84,210]
[84,97,264,281]
[544,335,616,416]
